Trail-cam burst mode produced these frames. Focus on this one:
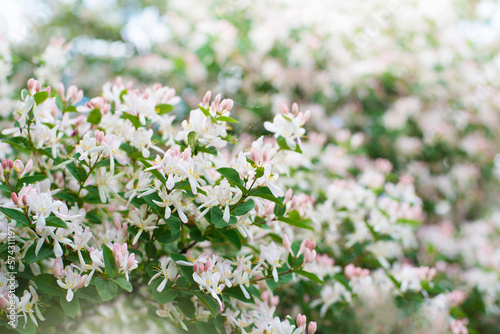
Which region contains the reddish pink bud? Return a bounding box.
[219,99,234,112]
[308,321,317,334]
[127,254,136,270]
[203,91,212,107]
[11,193,19,206]
[204,261,211,272]
[27,78,36,94]
[292,102,299,116]
[282,104,290,115]
[261,290,270,302]
[53,257,63,278]
[262,150,269,163]
[193,263,199,273]
[250,148,260,163]
[22,195,28,206]
[270,295,279,307]
[296,314,306,329]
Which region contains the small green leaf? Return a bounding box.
[223,286,255,303]
[119,89,128,103]
[215,116,238,123]
[18,174,48,186]
[46,215,68,229]
[254,167,265,179]
[276,216,314,231]
[188,131,199,151]
[248,186,283,207]
[156,104,174,115]
[216,167,244,185]
[32,274,66,297]
[231,199,255,216]
[217,228,241,250]
[198,105,211,117]
[121,113,142,129]
[66,161,88,183]
[295,269,325,284]
[0,207,30,227]
[277,136,302,153]
[87,108,102,125]
[103,244,118,278]
[60,296,80,319]
[152,280,178,304]
[266,278,280,291]
[33,91,49,105]
[95,277,118,302]
[24,243,55,264]
[177,296,196,318]
[193,291,219,317]
[113,277,133,292]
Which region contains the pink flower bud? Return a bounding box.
[11,193,19,206]
[284,188,293,203]
[193,263,199,273]
[292,102,299,116]
[282,104,290,115]
[261,290,270,302]
[57,82,65,99]
[205,260,211,272]
[127,254,136,270]
[296,314,306,329]
[0,296,7,309]
[53,258,63,278]
[262,150,269,163]
[251,148,260,163]
[270,295,280,307]
[308,321,317,334]
[282,234,293,255]
[114,217,121,230]
[202,91,211,107]
[27,78,36,94]
[219,99,234,112]
[115,252,124,268]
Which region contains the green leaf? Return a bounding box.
[276,215,313,231]
[32,274,66,297]
[87,108,102,125]
[103,244,118,278]
[10,317,36,334]
[18,174,48,186]
[215,116,238,123]
[193,291,219,317]
[254,167,265,179]
[223,286,255,303]
[397,218,422,226]
[139,159,166,184]
[0,207,29,227]
[3,137,29,150]
[231,199,255,216]
[198,105,211,117]
[46,215,68,229]
[277,136,302,153]
[248,186,283,207]
[295,269,325,284]
[196,146,217,156]
[60,296,80,319]
[188,131,199,151]
[119,89,128,103]
[95,277,118,302]
[156,104,174,115]
[33,91,49,105]
[266,278,280,291]
[216,167,244,185]
[66,161,88,183]
[95,158,111,169]
[177,296,196,319]
[121,113,141,129]
[113,276,133,292]
[210,206,232,228]
[24,243,55,264]
[152,280,178,304]
[21,89,30,100]
[217,229,241,250]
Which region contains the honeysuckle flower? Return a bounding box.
[101,134,128,172]
[153,189,189,223]
[16,287,45,328]
[148,257,179,292]
[95,168,120,203]
[112,243,138,281]
[57,266,88,302]
[264,103,310,150]
[128,204,158,245]
[260,242,284,282]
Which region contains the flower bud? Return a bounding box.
[53,257,63,278]
[11,192,19,206]
[308,321,317,334]
[296,314,306,329]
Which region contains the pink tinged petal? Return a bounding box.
[166,174,175,190]
[177,208,188,223]
[223,205,231,223]
[98,186,107,203]
[54,241,63,258]
[132,229,143,245]
[188,177,198,195]
[127,254,136,270]
[66,288,74,302]
[240,285,250,299]
[157,278,168,292]
[266,181,284,197]
[272,266,279,283]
